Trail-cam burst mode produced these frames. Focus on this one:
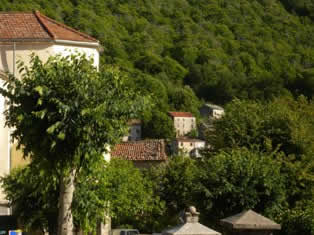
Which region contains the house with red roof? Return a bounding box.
[172,138,205,158]
[111,139,168,168]
[0,10,101,216]
[168,112,196,137]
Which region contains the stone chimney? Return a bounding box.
[185,206,200,223]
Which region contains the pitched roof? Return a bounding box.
[220,210,281,230]
[111,139,168,161]
[0,11,98,43]
[163,222,220,235]
[168,112,194,118]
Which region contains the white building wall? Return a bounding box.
[174,117,196,137]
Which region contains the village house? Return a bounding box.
[172,138,205,158]
[122,119,142,142]
[199,103,224,120]
[111,139,168,168]
[0,10,100,216]
[168,112,196,137]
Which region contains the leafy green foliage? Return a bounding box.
[278,200,314,235]
[146,152,286,230]
[145,156,198,230]
[3,0,314,106]
[0,54,145,170]
[0,159,59,234]
[209,96,314,157]
[197,148,287,225]
[0,54,148,234]
[0,159,158,234]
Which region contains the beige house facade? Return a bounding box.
[172,138,205,158]
[169,112,196,137]
[0,11,100,215]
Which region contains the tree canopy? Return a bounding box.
[3,0,314,136]
[0,54,147,235]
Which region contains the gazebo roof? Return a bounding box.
[220,210,281,230]
[162,208,221,235]
[163,222,221,235]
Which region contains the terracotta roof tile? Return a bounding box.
[111,139,168,161]
[168,112,194,118]
[0,11,98,43]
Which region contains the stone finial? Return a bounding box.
[185,206,200,223]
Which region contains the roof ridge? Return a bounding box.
[34,10,55,39]
[34,10,98,42]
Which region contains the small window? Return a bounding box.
[190,143,193,146]
[180,142,183,147]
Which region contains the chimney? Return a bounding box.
[185,206,200,223]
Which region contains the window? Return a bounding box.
[180,142,183,147]
[190,143,193,146]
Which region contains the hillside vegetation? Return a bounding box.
[2,0,314,105]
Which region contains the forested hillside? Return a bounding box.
[2,0,314,135]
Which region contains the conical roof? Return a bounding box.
[220,210,281,230]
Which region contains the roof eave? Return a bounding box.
[0,38,53,42]
[54,39,102,51]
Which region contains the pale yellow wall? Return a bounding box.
[0,42,99,78]
[173,117,196,137]
[0,79,10,208]
[0,41,100,212]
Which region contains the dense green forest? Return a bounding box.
[2,1,314,133]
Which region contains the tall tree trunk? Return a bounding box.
[57,168,76,235]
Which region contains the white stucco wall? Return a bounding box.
[0,42,99,79]
[0,41,100,212]
[173,117,196,137]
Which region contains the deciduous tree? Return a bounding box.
[0,54,147,235]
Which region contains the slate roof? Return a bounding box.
[0,11,98,43]
[220,210,281,230]
[111,139,168,161]
[168,112,194,118]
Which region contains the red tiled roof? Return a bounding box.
[0,11,98,43]
[168,112,194,118]
[111,139,168,161]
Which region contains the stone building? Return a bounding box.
[199,104,224,120]
[0,10,100,216]
[168,112,196,137]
